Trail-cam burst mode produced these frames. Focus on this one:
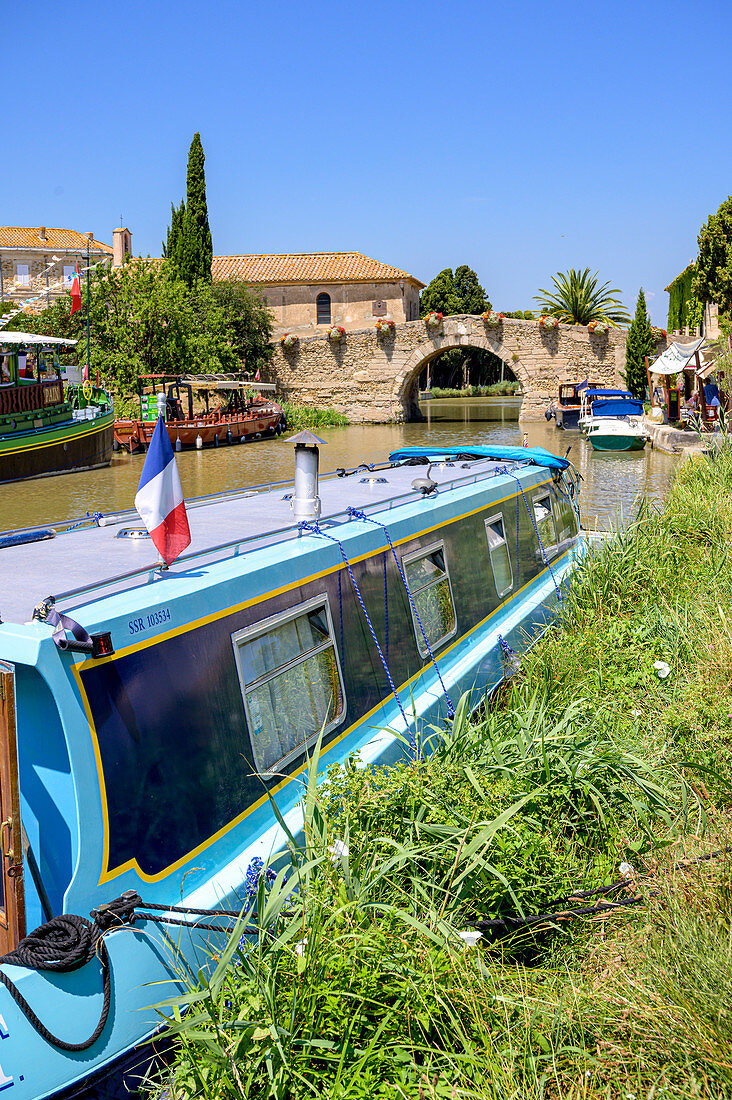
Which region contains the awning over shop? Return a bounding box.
[0,330,77,346]
[649,338,707,375]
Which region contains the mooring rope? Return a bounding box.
[346,509,455,719]
[298,520,414,749]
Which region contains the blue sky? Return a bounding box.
[3,0,730,325]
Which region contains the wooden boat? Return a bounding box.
[0,439,585,1098]
[114,373,286,453]
[545,380,600,429]
[0,332,113,483]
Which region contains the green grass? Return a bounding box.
[150,446,732,1100]
[428,381,522,398]
[282,402,349,429]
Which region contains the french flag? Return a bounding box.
[134,415,191,565]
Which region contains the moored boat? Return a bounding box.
[114,373,286,453]
[579,392,648,451]
[0,332,113,483]
[0,439,585,1098]
[545,380,600,429]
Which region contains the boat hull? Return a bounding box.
[0,413,114,484]
[589,434,646,451]
[114,408,284,454]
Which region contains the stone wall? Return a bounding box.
[270,314,628,423]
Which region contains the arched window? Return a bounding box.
[316,293,331,325]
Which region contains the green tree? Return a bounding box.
[534,268,630,326]
[453,264,491,314]
[420,265,491,317]
[693,196,732,315]
[164,132,213,287]
[211,279,274,374]
[625,288,655,400]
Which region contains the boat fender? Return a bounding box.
[0,528,55,550]
[545,407,553,421]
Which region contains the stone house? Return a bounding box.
[0,227,132,310]
[211,251,424,333]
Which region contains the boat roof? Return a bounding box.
[0,331,77,347]
[585,389,633,399]
[0,449,559,624]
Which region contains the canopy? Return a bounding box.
[591,398,644,417]
[0,330,76,346]
[585,389,632,399]
[650,338,707,375]
[388,445,571,472]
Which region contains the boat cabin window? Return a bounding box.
[485,513,513,597]
[0,354,13,386]
[559,385,577,406]
[403,542,457,657]
[231,596,345,775]
[532,492,558,561]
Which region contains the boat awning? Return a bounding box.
[650,338,708,375]
[0,330,77,346]
[591,398,645,417]
[389,445,571,471]
[585,389,633,399]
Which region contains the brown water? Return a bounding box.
[0,397,678,533]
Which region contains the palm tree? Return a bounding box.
[534,268,630,326]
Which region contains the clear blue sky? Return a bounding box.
[3,0,730,325]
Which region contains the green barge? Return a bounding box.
[0,331,113,483]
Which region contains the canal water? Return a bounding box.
[0,397,679,532]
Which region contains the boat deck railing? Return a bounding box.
[31,458,531,612]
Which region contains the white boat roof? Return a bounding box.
[0,453,543,624]
[0,331,77,346]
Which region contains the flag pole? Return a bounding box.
[85,239,90,378]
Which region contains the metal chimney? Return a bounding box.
[289,430,326,522]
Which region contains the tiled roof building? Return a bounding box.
[0,226,125,311]
[212,251,425,332]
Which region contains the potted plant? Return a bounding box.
[280,332,299,349]
[328,325,346,343]
[482,311,506,325]
[425,311,443,329]
[588,320,610,333]
[539,314,559,329]
[375,318,395,336]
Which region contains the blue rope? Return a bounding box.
[63,510,103,533]
[347,509,455,719]
[383,551,389,664]
[298,521,415,750]
[494,468,563,605]
[497,633,521,678]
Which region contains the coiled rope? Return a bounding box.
[0,914,110,1051]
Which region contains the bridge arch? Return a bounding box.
[394,333,529,420]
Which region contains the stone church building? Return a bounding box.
[211,251,424,333]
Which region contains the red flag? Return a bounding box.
[69,272,82,315]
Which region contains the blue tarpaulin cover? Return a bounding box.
[388,445,571,471]
[590,399,644,417]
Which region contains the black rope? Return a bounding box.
[0,915,110,1052]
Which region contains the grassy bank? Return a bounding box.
[152,449,732,1100]
[428,382,522,398]
[282,402,349,429]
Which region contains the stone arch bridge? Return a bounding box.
[269,314,627,423]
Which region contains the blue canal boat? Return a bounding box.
[0,439,584,1098]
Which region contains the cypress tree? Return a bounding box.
[163,133,213,286]
[625,288,655,400]
[182,132,213,285]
